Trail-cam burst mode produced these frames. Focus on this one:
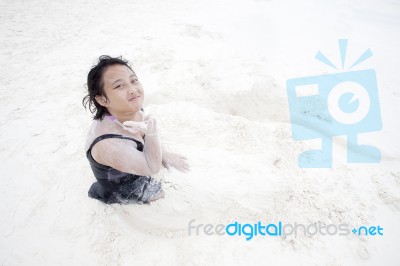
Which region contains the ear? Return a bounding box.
[95,95,109,107]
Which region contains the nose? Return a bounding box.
[128,83,139,94]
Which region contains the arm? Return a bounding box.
[143,134,162,174]
[161,143,170,168]
[121,115,189,173]
[93,118,162,176]
[92,135,162,176]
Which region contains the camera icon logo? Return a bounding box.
[286,39,382,168]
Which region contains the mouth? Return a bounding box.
[129,96,140,101]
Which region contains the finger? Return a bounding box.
[178,155,188,161]
[168,154,185,164]
[182,164,190,172]
[176,163,190,172]
[122,126,139,134]
[180,160,190,170]
[147,119,157,135]
[162,161,170,169]
[145,119,152,130]
[123,121,143,129]
[175,157,188,167]
[123,121,137,127]
[144,114,153,121]
[175,166,186,172]
[169,152,187,160]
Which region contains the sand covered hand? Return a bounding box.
[123,118,158,136]
[162,151,190,172]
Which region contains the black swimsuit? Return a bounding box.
[86,134,162,204]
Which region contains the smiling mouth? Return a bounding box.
[129,96,140,101]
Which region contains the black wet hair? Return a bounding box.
[82,55,135,120]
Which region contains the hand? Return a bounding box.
[123,118,158,137]
[145,118,158,137]
[162,151,190,172]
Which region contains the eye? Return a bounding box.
[114,84,124,89]
[131,78,138,84]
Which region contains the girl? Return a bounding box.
[82,55,189,204]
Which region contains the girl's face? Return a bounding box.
[96,64,144,117]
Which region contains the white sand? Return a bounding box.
[1,0,399,265]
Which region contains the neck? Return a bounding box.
[108,110,142,124]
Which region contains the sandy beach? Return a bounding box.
[1,0,399,265]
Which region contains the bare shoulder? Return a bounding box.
[86,119,138,163]
[84,117,119,151]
